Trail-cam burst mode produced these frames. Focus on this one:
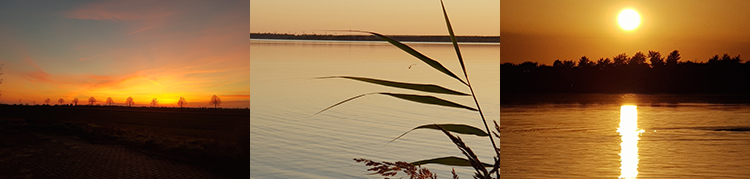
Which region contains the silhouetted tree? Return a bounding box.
[106,97,114,106]
[629,51,647,66]
[72,98,79,106]
[151,98,158,107]
[596,58,612,68]
[177,97,187,108]
[648,51,664,68]
[210,95,221,109]
[44,98,50,105]
[666,50,681,66]
[578,56,595,68]
[613,53,628,66]
[125,96,134,107]
[88,97,97,105]
[58,98,64,105]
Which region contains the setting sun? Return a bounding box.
[618,8,641,31]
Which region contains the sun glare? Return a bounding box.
[618,105,644,179]
[618,9,641,31]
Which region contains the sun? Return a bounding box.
[618,8,641,31]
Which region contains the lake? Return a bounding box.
[250,39,499,178]
[501,94,750,178]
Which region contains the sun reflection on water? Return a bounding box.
[618,105,644,179]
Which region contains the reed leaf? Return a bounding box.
[341,30,468,86]
[411,156,492,167]
[388,124,488,144]
[440,0,467,79]
[380,93,476,111]
[317,76,469,96]
[315,92,476,115]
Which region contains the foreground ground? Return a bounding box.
[0,105,249,178]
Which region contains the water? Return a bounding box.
[250,39,499,178]
[501,94,750,178]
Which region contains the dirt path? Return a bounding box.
[0,132,224,178]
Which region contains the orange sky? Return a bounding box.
[250,0,499,36]
[502,0,750,65]
[0,0,249,108]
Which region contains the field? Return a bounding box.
[0,104,249,178]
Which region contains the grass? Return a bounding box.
[0,104,249,178]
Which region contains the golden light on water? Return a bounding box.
[618,105,645,179]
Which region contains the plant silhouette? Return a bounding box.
[72,98,79,106]
[150,98,158,107]
[210,95,221,109]
[88,97,97,105]
[106,97,114,106]
[125,96,134,107]
[178,97,187,108]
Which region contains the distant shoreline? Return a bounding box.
[250,33,499,43]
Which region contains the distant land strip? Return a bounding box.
[250,33,499,43]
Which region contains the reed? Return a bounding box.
[316,1,499,178]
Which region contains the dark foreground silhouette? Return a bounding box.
[0,104,249,178]
[502,50,750,94]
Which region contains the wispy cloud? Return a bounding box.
[126,27,151,35]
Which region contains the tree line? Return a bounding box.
[501,50,750,94]
[16,95,223,108]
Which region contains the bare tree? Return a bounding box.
[125,96,135,107]
[88,97,97,105]
[72,98,79,106]
[210,95,221,109]
[177,97,187,108]
[151,98,158,107]
[44,98,50,105]
[58,98,64,105]
[106,97,114,106]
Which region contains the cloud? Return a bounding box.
[65,0,176,21]
[126,27,152,35]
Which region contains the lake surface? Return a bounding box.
[501,94,750,178]
[250,39,499,178]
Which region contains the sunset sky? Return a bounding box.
[0,0,249,107]
[250,0,499,36]
[502,0,750,65]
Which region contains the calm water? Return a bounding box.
[250,40,499,178]
[501,94,750,178]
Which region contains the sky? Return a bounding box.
[502,0,750,65]
[0,0,249,108]
[250,0,500,36]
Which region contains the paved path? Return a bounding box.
[0,132,224,178]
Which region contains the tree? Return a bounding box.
[666,50,681,66]
[106,97,114,106]
[72,98,79,106]
[88,97,97,105]
[596,58,612,68]
[177,97,187,108]
[629,51,647,66]
[613,53,628,66]
[648,50,664,68]
[210,95,221,109]
[125,96,134,107]
[151,98,158,107]
[578,56,595,68]
[44,98,50,105]
[58,98,64,105]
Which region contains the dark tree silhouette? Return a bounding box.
[629,51,647,66]
[666,50,681,66]
[72,98,79,106]
[578,56,594,68]
[613,53,628,66]
[44,98,50,105]
[596,58,612,68]
[177,97,187,108]
[58,98,64,105]
[125,96,134,107]
[151,98,158,107]
[648,51,664,68]
[106,97,114,106]
[88,97,97,105]
[210,95,221,109]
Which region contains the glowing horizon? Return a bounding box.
[0,1,249,108]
